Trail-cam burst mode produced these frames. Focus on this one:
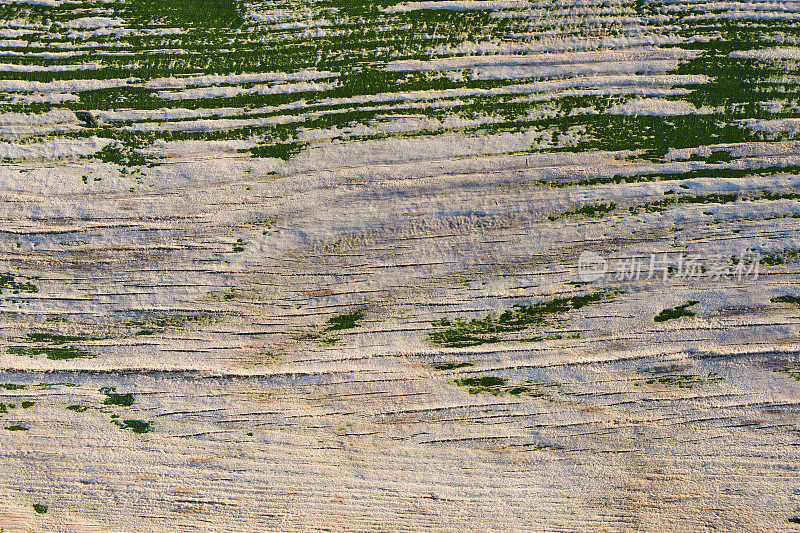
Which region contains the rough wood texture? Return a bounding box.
[1,0,800,530]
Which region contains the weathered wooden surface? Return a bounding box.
[1,0,800,530]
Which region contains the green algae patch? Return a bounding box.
[545,165,800,189]
[33,504,47,514]
[629,194,739,215]
[774,368,800,381]
[454,376,548,398]
[100,387,135,407]
[456,376,506,388]
[94,144,148,168]
[36,383,76,391]
[7,346,93,360]
[635,372,722,389]
[22,333,88,344]
[429,292,606,347]
[433,362,474,370]
[5,425,27,431]
[548,203,616,221]
[772,295,800,305]
[116,419,152,434]
[125,314,207,337]
[243,143,307,161]
[298,310,365,345]
[654,301,698,323]
[759,249,800,267]
[0,272,37,294]
[125,0,244,28]
[6,332,95,360]
[322,311,364,332]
